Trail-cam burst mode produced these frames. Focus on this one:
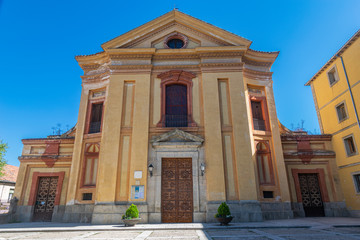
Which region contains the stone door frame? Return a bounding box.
[147,130,206,223]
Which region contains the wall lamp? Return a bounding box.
[148,164,154,177]
[200,163,206,176]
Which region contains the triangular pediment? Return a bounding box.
[101,10,251,50]
[151,129,204,143]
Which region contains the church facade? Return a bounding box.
[13,10,348,224]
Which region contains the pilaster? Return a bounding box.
[66,90,88,204]
[95,77,124,203]
[202,72,226,201]
[228,72,258,200]
[265,85,291,202]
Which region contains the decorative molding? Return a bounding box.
[243,57,273,67]
[109,64,152,70]
[81,72,111,83]
[199,52,243,58]
[291,168,330,202]
[156,70,197,127]
[81,64,101,70]
[163,32,189,49]
[243,68,273,80]
[152,54,199,60]
[109,54,153,59]
[152,128,204,143]
[124,21,231,49]
[28,171,66,206]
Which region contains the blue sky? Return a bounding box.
[0,0,359,167]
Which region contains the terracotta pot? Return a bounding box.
[216,216,233,225]
[122,218,141,227]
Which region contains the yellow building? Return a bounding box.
[306,29,360,217]
[13,10,347,223]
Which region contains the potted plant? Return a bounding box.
[122,204,141,227]
[215,202,233,225]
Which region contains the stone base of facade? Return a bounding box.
[9,201,353,224]
[291,202,349,217]
[63,204,94,223]
[260,202,294,220]
[349,210,360,217]
[14,205,33,222]
[324,202,349,217]
[91,203,148,224]
[206,200,263,222]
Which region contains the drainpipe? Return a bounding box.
[337,54,360,128]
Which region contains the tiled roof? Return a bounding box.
[0,165,19,183]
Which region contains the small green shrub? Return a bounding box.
[123,204,139,219]
[215,202,231,218]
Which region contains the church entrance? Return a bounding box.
[161,158,193,223]
[33,176,59,221]
[299,173,325,217]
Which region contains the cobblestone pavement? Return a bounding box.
[1,227,360,240]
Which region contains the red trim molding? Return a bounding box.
[163,33,189,49]
[28,171,65,206]
[291,168,329,202]
[41,140,60,167]
[157,70,197,127]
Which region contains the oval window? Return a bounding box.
[167,38,184,49]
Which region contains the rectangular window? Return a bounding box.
[353,174,360,193]
[251,101,266,131]
[336,103,347,122]
[8,189,14,202]
[344,135,357,157]
[84,157,98,186]
[263,191,274,198]
[327,66,339,86]
[82,193,93,201]
[89,103,103,133]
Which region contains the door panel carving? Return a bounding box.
[161,158,193,223]
[298,173,325,217]
[33,177,59,222]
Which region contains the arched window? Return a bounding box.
[157,70,197,128]
[83,144,99,186]
[256,142,274,185]
[165,84,188,127]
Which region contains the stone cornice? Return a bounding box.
[81,71,110,83]
[283,150,335,159]
[101,10,251,50]
[243,68,273,80]
[281,134,332,141]
[124,22,232,49]
[200,62,244,73]
[243,57,273,67]
[22,138,74,144]
[109,65,153,74]
[109,54,153,59]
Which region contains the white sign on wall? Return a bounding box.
[134,171,142,179]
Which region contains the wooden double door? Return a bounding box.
[33,177,58,222]
[299,173,325,217]
[161,158,193,223]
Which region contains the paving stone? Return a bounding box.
[258,228,322,235]
[206,229,259,236]
[149,230,198,238]
[212,237,272,240]
[326,227,360,234]
[18,231,86,239]
[282,235,359,240]
[87,231,141,239]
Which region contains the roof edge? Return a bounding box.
[305,29,360,86]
